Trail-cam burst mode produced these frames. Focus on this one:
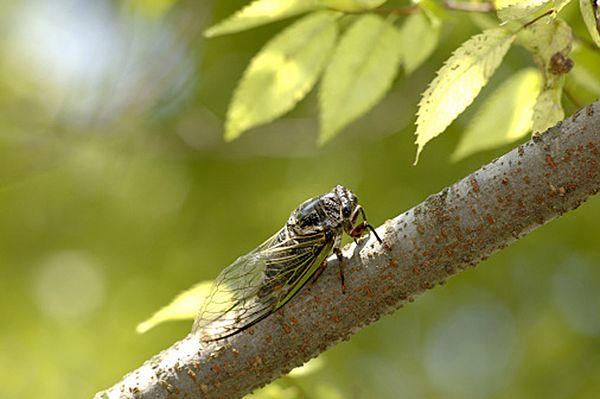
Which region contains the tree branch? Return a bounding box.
[95,101,600,399]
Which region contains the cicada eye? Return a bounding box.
[342,205,352,218]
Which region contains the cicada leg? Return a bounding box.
[334,247,346,294]
[308,228,346,293]
[309,258,328,288]
[309,248,346,294]
[349,205,382,243]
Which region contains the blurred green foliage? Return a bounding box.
[1,1,600,398]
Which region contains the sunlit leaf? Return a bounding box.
[136,281,213,333]
[399,12,441,74]
[319,14,402,144]
[496,0,551,21]
[204,0,321,37]
[414,28,515,163]
[319,0,387,11]
[532,77,565,133]
[452,68,542,161]
[579,0,600,47]
[225,11,338,141]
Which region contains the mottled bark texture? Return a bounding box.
[95,101,600,399]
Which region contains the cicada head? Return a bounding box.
[333,185,364,237]
[288,185,381,242]
[334,185,381,243]
[332,185,358,227]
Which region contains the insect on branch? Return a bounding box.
[95,101,600,399]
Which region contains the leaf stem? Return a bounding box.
[522,9,554,29]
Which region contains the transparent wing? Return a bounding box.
[191,250,270,340]
[192,229,333,341]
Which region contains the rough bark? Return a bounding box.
[95,101,600,399]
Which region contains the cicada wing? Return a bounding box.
[192,229,335,341]
[192,250,272,341]
[267,234,335,309]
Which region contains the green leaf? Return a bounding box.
[579,0,600,47]
[518,18,572,134]
[319,15,402,144]
[452,68,542,161]
[496,0,552,21]
[136,281,213,333]
[319,0,387,11]
[225,11,338,141]
[204,0,321,37]
[532,76,565,133]
[518,18,573,65]
[414,28,515,163]
[399,12,441,74]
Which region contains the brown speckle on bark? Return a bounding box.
[546,154,558,169]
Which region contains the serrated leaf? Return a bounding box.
[399,13,441,74]
[532,76,565,133]
[136,281,213,333]
[452,68,542,161]
[205,0,321,37]
[496,0,552,21]
[225,11,338,141]
[414,28,515,163]
[319,15,402,144]
[580,0,600,47]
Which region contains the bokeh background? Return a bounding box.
[1,1,600,398]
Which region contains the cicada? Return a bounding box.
[192,185,381,342]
